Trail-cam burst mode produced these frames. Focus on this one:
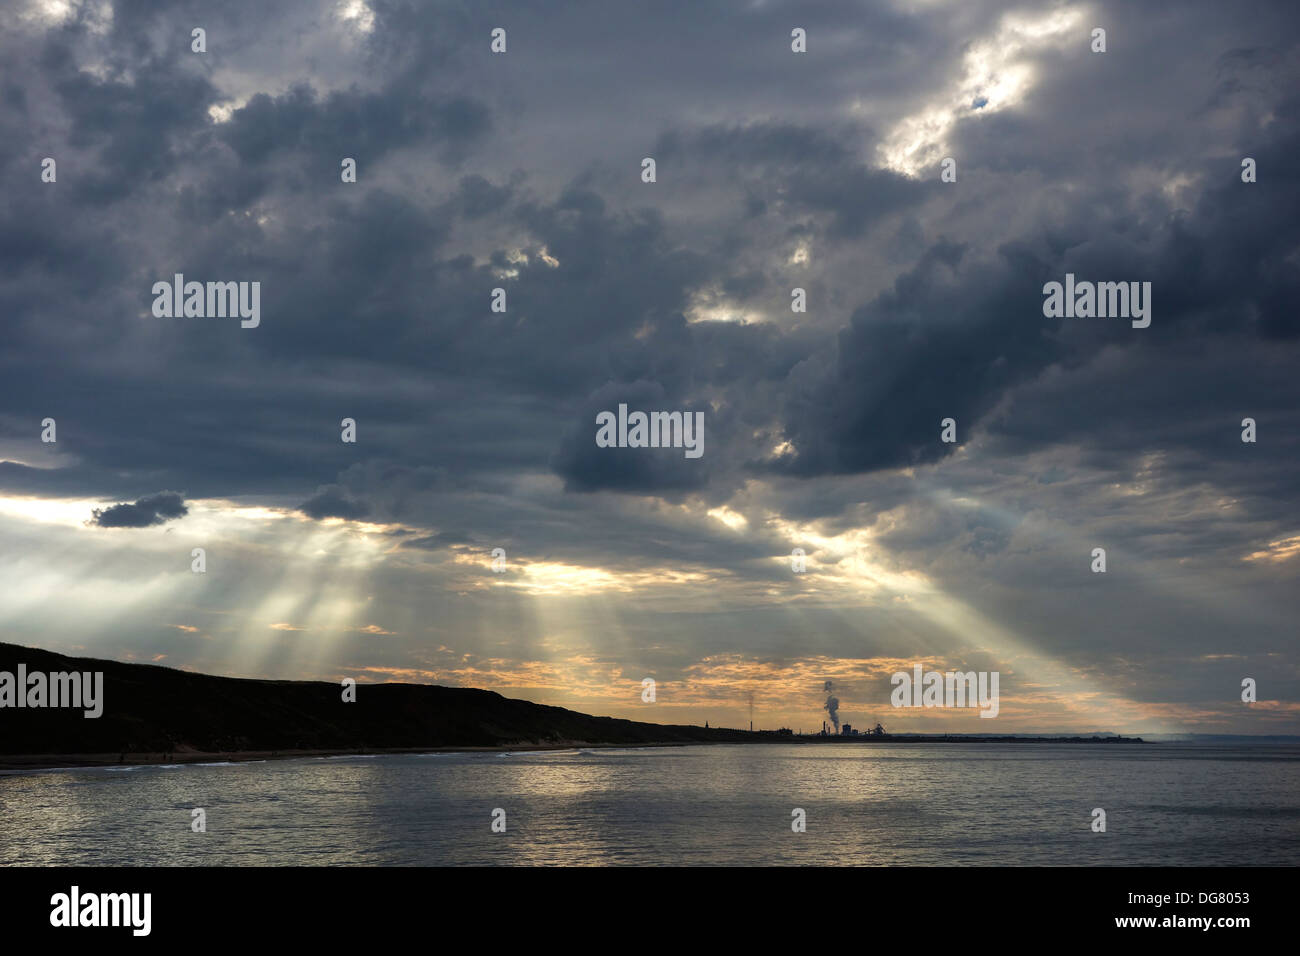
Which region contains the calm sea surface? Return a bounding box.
[3,743,1298,865]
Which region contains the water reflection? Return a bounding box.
[2,744,1298,865]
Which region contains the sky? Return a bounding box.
[1,0,1297,736]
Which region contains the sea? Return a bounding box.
[3,742,1298,866]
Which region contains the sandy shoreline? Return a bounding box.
[0,735,1146,773]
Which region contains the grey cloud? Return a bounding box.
[90,491,188,528]
[299,484,370,520]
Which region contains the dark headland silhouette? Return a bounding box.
[0,642,1141,769]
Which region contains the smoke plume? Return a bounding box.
[823,680,840,732]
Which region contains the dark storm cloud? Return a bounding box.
[771,65,1300,484]
[771,238,1060,476]
[219,84,489,168]
[299,484,370,520]
[450,174,516,219]
[90,491,188,528]
[551,380,713,495]
[53,63,214,205]
[1,1,1292,516]
[0,0,1292,527]
[654,121,929,238]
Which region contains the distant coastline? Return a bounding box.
[3,641,1144,771]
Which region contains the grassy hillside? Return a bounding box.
[0,642,753,755]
